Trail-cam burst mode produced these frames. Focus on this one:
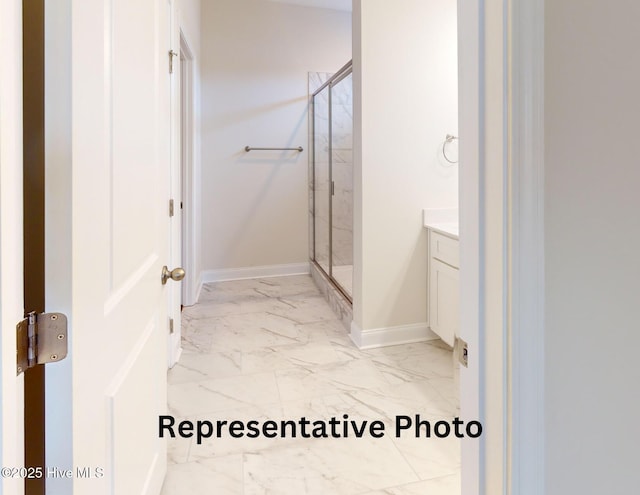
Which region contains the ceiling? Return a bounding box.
[265,0,352,13]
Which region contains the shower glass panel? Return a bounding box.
[330,72,353,297]
[311,61,353,302]
[313,84,330,275]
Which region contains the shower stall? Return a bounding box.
[310,61,353,303]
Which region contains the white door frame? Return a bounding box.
[43,0,73,482]
[506,0,545,493]
[168,0,182,368]
[459,0,545,494]
[457,1,483,492]
[179,30,198,308]
[168,12,198,368]
[0,1,25,493]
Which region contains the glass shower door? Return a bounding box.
[311,62,353,302]
[330,73,353,297]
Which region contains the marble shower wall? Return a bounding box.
[308,71,354,280]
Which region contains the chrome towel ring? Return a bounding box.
[443,134,458,164]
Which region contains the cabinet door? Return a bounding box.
[429,258,459,347]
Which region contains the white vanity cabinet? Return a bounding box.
[428,230,459,347]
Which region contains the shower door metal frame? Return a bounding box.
[311,61,353,303]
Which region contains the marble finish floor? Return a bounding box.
[161,275,460,495]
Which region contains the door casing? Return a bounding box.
[179,30,198,308]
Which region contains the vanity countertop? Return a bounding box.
[423,208,459,239]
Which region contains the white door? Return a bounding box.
[44,1,173,493]
[0,1,25,494]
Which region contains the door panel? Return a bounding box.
[429,259,459,347]
[45,0,170,492]
[0,1,25,493]
[109,318,165,493]
[111,0,160,287]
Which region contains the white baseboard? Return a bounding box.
[183,271,202,307]
[193,272,203,305]
[200,262,311,284]
[168,346,183,369]
[350,320,439,349]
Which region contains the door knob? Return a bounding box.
[161,266,186,285]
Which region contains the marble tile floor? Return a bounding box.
[161,275,460,495]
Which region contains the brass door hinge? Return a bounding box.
[16,312,68,375]
[169,199,174,217]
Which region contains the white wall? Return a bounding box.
[544,1,640,493]
[200,0,351,276]
[353,0,458,336]
[178,0,200,47]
